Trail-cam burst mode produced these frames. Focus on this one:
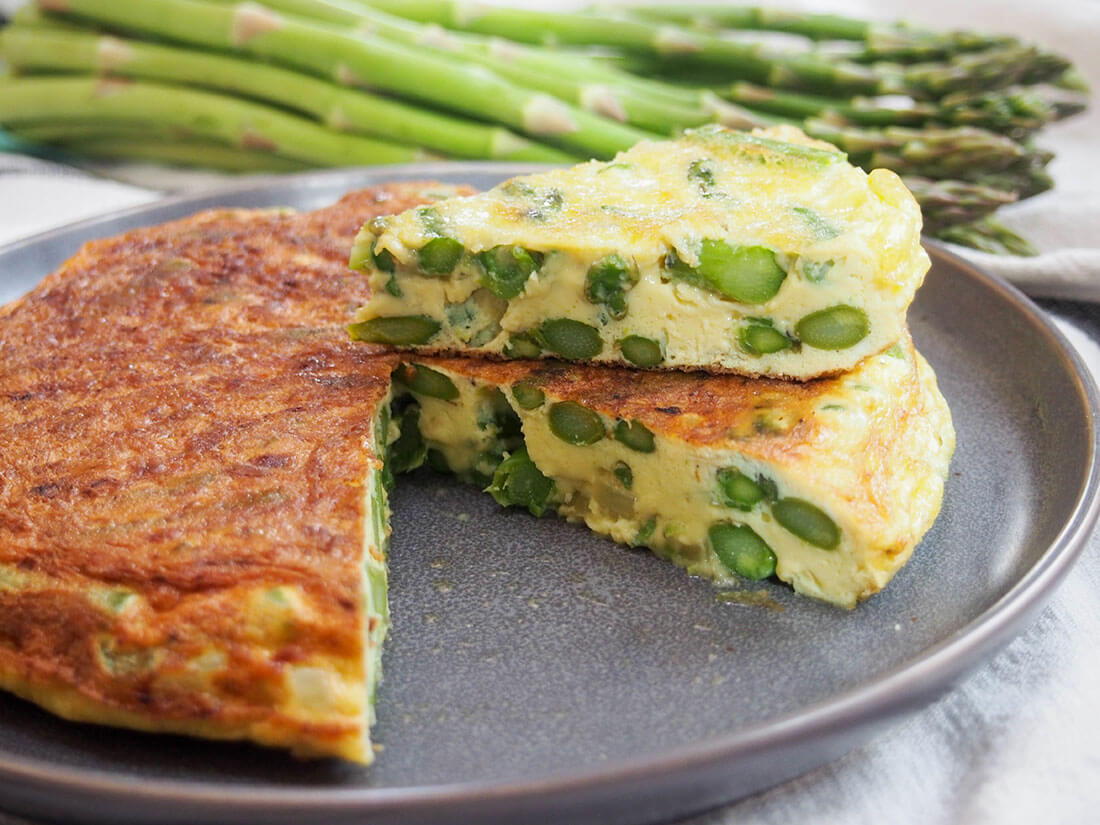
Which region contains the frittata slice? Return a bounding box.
[389,334,954,608]
[0,184,468,762]
[350,125,929,379]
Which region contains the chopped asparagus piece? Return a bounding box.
[613,419,656,453]
[488,447,555,516]
[739,322,794,355]
[795,305,869,350]
[549,401,605,445]
[709,523,777,581]
[585,253,639,319]
[618,335,664,367]
[476,245,543,299]
[398,364,459,401]
[535,319,604,360]
[348,316,441,346]
[418,238,465,275]
[667,241,787,304]
[613,461,634,489]
[511,382,546,410]
[773,498,841,548]
[717,468,767,510]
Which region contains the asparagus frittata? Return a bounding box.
[350,125,929,378]
[0,180,953,762]
[388,332,954,608]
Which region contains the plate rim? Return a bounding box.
[0,162,1096,820]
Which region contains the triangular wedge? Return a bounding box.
[388,332,953,608]
[350,125,929,379]
[0,184,468,762]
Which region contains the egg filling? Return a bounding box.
[388,338,954,608]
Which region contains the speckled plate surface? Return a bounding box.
[0,165,1096,825]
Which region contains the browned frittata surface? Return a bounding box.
[0,183,469,761]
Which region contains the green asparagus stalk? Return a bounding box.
[875,44,1073,98]
[620,4,1014,60]
[800,118,1030,179]
[0,25,575,162]
[245,0,718,134]
[626,37,1073,100]
[37,0,655,158]
[197,0,759,134]
[902,176,1018,231]
[10,120,208,144]
[364,0,1072,100]
[31,135,314,172]
[935,86,1085,137]
[226,0,709,107]
[723,81,1069,136]
[0,75,427,166]
[974,154,1053,200]
[360,0,884,95]
[10,3,86,30]
[725,82,935,127]
[618,4,1074,93]
[933,216,1038,256]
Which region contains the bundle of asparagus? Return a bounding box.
[0,0,1087,254]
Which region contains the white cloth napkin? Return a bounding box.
[0,154,158,247]
[0,2,1098,825]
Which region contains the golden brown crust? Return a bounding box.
[418,345,901,452]
[382,344,864,381]
[0,183,470,760]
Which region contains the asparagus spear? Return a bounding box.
[877,44,1073,98]
[723,81,1067,136]
[36,0,655,158]
[0,25,575,162]
[364,0,1071,99]
[975,155,1053,200]
[936,86,1086,137]
[724,82,935,127]
[11,120,209,144]
[800,118,1030,179]
[198,0,758,133]
[361,0,884,95]
[248,0,712,106]
[28,135,314,172]
[933,217,1038,256]
[620,4,1014,60]
[0,75,427,166]
[616,3,1075,94]
[625,38,1073,100]
[902,176,1018,231]
[247,0,719,133]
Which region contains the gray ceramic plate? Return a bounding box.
[0,164,1096,825]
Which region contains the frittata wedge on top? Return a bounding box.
[0,184,469,762]
[349,125,929,379]
[385,332,953,608]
